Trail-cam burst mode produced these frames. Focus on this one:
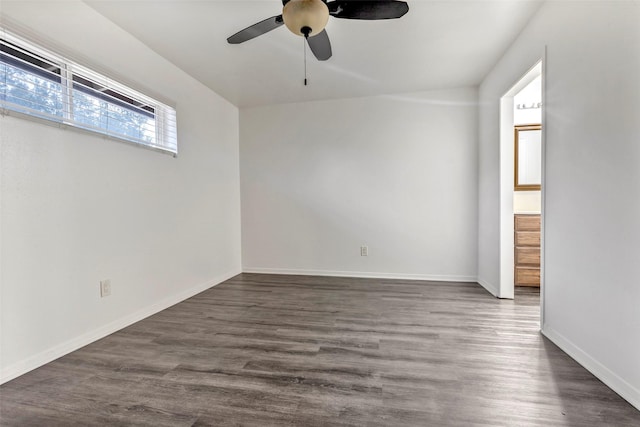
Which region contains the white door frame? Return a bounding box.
[498,51,546,325]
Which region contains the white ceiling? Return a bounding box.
[86,0,543,108]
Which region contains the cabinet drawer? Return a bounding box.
[516,267,540,286]
[515,231,540,247]
[515,215,540,232]
[515,247,540,266]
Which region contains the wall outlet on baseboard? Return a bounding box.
[100,280,111,298]
[360,245,369,257]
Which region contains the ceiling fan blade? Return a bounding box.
[227,15,284,44]
[306,29,332,61]
[327,1,409,20]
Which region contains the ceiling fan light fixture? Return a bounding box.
[283,0,330,37]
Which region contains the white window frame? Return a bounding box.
[0,29,178,156]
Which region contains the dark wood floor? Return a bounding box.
[1,274,638,426]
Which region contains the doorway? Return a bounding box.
[499,60,544,318]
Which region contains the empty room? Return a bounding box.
[1,0,639,425]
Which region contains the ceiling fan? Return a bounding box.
[227,0,410,61]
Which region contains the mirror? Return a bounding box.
[514,124,541,191]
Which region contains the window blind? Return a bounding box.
[0,30,178,155]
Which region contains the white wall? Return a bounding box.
[240,88,478,281]
[514,75,542,125]
[0,1,241,382]
[478,1,640,409]
[513,191,541,214]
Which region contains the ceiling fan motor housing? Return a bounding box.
[283,0,330,37]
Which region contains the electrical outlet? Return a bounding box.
[360,245,369,257]
[100,279,111,298]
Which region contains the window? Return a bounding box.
[0,30,177,155]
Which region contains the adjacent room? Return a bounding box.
[1,0,639,425]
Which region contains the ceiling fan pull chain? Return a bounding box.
[303,35,308,86]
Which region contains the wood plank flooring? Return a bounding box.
[1,274,638,426]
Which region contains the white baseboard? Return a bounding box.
[476,277,499,297]
[0,269,240,385]
[542,326,640,411]
[242,267,477,283]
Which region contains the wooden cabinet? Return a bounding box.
[515,214,540,287]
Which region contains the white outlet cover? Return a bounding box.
[100,280,111,297]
